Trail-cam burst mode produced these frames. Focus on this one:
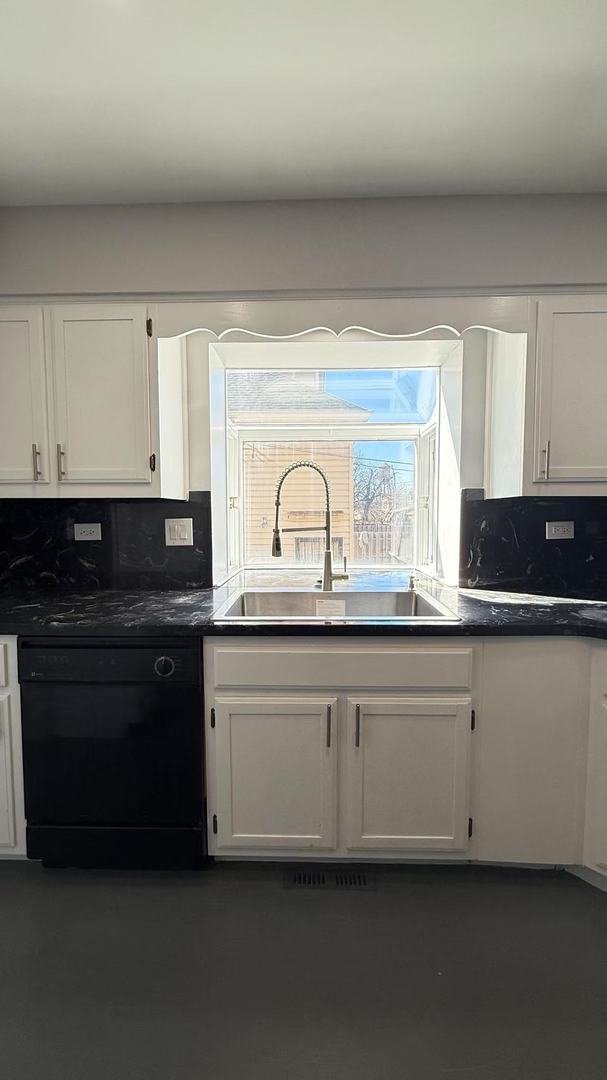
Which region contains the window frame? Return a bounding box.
[209,342,460,584]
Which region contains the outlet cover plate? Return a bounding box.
[74,522,102,542]
[546,520,575,541]
[165,518,194,546]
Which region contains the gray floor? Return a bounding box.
[0,862,606,1080]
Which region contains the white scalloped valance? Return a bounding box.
[155,295,531,340]
[174,323,509,342]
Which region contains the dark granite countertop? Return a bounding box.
[1,570,607,640]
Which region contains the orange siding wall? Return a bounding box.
[243,441,353,565]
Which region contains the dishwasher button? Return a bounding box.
[154,655,176,678]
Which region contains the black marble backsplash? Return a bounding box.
[0,493,212,591]
[460,489,607,600]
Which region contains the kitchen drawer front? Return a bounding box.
[210,643,473,691]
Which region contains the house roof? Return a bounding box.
[227,373,370,419]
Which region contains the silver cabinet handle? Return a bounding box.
[326,704,332,748]
[56,443,66,480]
[355,703,361,748]
[32,443,41,481]
[541,440,551,479]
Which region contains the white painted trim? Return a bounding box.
[4,285,607,305]
[237,425,423,441]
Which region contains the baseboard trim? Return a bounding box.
[567,866,607,894]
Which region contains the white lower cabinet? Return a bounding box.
[204,639,477,860]
[212,696,337,851]
[345,697,472,852]
[0,694,16,847]
[583,645,607,877]
[205,637,593,865]
[0,639,26,857]
[475,638,589,866]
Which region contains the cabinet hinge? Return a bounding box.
[212,814,218,835]
[146,316,153,337]
[210,707,216,728]
[149,453,156,472]
[471,709,476,731]
[468,817,473,839]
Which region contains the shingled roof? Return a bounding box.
[227,371,370,418]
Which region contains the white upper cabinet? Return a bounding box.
[51,305,151,484]
[345,696,472,852]
[534,296,607,483]
[0,304,187,499]
[0,307,49,487]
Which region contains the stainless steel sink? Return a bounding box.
[214,589,458,622]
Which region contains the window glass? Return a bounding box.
[226,368,437,568]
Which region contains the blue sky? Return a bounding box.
[354,441,415,493]
[325,368,436,424]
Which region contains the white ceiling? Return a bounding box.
[2,0,607,206]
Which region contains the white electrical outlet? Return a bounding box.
[545,521,575,540]
[74,522,102,541]
[165,518,194,546]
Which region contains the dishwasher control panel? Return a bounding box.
[18,639,201,685]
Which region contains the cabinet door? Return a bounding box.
[476,640,588,865]
[535,297,607,482]
[0,307,49,484]
[51,305,151,483]
[212,696,337,851]
[0,694,15,848]
[345,697,472,851]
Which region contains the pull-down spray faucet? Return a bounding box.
[271,461,348,591]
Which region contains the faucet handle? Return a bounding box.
[331,555,349,583]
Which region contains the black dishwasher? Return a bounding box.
[19,638,206,869]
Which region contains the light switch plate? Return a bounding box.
[74,522,102,541]
[546,521,575,540]
[165,517,194,546]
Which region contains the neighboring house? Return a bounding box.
[228,372,369,565]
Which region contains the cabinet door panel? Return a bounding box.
[0,694,15,848]
[213,696,337,851]
[52,305,151,483]
[0,308,49,484]
[346,697,471,851]
[536,298,607,481]
[477,640,588,865]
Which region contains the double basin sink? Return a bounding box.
[214,588,458,623]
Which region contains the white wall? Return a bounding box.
[460,330,488,490]
[2,195,607,297]
[436,347,463,585]
[485,334,527,498]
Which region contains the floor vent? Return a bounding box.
[284,868,375,890]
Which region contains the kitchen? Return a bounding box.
[2,3,607,1078]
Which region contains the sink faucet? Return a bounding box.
[271,460,349,591]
